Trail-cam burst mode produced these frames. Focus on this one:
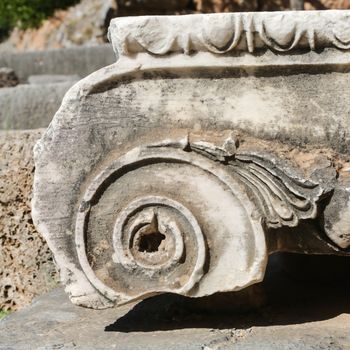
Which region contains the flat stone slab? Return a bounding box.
[1,254,349,350]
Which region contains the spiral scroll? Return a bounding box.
[74,132,333,305]
[75,144,268,305]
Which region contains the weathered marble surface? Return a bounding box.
[32,11,350,310]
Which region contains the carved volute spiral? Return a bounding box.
[75,138,270,305]
[74,132,334,305]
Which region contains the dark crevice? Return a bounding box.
[138,231,165,253]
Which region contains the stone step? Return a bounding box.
[0,44,116,81]
[0,82,78,130]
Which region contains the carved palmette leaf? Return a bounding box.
[231,154,324,228]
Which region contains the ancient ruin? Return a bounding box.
[32,11,350,309]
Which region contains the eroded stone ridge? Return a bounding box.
[108,11,350,55]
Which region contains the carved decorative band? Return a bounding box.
[108,11,350,56]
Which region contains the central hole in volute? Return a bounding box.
[138,230,166,253]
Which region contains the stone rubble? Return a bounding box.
[0,67,18,88]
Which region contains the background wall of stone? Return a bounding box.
[0,130,59,311]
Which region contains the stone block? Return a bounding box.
[0,44,116,81]
[0,81,77,130]
[32,11,350,309]
[28,75,80,85]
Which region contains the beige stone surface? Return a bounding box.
[0,130,58,311]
